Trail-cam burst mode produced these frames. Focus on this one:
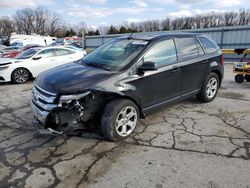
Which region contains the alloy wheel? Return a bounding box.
[115,106,138,137]
[206,77,218,99]
[14,69,29,83]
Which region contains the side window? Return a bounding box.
[38,49,54,58]
[196,38,205,56]
[175,37,199,61]
[54,49,74,56]
[144,39,177,67]
[198,37,219,54]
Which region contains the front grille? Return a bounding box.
[32,85,58,111]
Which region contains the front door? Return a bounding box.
[128,39,181,109]
[29,49,56,77]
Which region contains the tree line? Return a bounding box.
[104,9,250,34]
[0,8,250,38]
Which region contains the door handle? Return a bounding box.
[171,67,180,73]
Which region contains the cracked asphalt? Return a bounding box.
[0,64,250,188]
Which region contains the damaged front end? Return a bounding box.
[31,84,104,135]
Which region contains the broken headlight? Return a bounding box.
[59,91,91,105]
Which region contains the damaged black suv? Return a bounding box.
[31,33,224,141]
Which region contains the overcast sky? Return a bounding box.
[0,0,249,28]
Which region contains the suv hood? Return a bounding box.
[35,62,117,94]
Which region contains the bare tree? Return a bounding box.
[13,8,35,34]
[238,9,250,25]
[0,16,15,36]
[34,7,49,35]
[47,13,63,36]
[224,11,237,26]
[161,18,170,31]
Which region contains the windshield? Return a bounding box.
[82,38,148,71]
[15,48,39,59]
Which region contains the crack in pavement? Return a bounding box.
[1,65,250,187]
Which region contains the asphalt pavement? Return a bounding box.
[0,64,250,188]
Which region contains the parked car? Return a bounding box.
[65,45,87,55]
[0,45,7,51]
[31,33,224,141]
[0,46,86,84]
[0,46,20,57]
[2,44,41,58]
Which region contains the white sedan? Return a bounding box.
[0,46,86,84]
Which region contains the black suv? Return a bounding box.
[31,33,224,141]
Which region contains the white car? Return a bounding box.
[0,46,86,84]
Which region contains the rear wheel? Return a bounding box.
[101,99,139,141]
[11,68,30,84]
[197,72,219,103]
[245,75,250,82]
[235,74,244,83]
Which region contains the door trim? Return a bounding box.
[143,89,200,113]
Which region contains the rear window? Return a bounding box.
[175,37,199,61]
[197,37,219,54]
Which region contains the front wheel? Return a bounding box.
[101,99,139,141]
[245,75,250,82]
[11,68,30,84]
[197,72,219,103]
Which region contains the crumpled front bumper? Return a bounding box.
[31,101,49,125]
[31,84,58,125]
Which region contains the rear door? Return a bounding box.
[53,49,77,66]
[174,37,209,95]
[129,38,181,109]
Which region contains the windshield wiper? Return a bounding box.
[84,62,110,71]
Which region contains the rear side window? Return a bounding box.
[38,49,54,58]
[54,49,74,56]
[197,37,219,54]
[175,37,199,61]
[196,39,205,56]
[144,39,177,67]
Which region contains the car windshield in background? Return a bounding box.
[15,48,40,59]
[82,39,148,71]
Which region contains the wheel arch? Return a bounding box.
[11,67,34,79]
[100,92,145,119]
[211,69,222,87]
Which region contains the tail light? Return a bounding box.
[221,54,224,65]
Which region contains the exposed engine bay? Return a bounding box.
[31,85,112,136]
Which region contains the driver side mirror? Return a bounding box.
[32,56,42,60]
[138,61,158,72]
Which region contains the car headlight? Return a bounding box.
[59,91,90,104]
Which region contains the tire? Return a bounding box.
[245,75,250,82]
[101,99,139,141]
[11,68,30,84]
[235,74,244,83]
[197,72,219,103]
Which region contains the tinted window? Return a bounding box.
[198,37,219,54]
[54,49,74,56]
[144,39,177,67]
[175,37,199,61]
[196,39,205,56]
[15,48,40,59]
[38,49,54,58]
